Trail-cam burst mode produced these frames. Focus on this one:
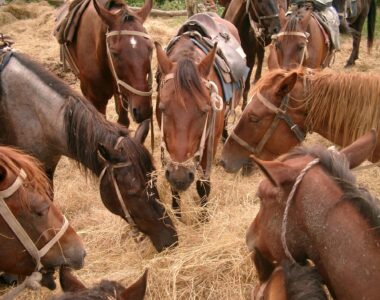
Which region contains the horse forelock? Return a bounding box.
[283,145,380,237]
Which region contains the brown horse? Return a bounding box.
[246,131,380,299]
[0,146,85,283]
[268,8,332,70]
[332,0,376,67]
[54,267,147,300]
[223,0,285,108]
[155,14,241,217]
[61,0,153,126]
[0,50,177,252]
[220,68,380,172]
[252,261,327,300]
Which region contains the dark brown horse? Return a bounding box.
[60,0,153,126]
[246,131,380,299]
[223,0,285,108]
[252,261,327,300]
[54,267,147,300]
[155,14,241,217]
[268,8,332,70]
[0,146,85,283]
[220,68,380,172]
[332,0,376,67]
[0,50,177,252]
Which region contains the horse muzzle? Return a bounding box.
[165,164,195,192]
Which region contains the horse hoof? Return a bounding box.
[345,62,355,68]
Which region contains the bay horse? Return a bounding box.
[268,8,332,70]
[59,0,154,126]
[223,0,285,108]
[0,50,177,252]
[155,14,242,218]
[252,261,327,300]
[54,266,147,300]
[246,131,380,299]
[220,68,380,173]
[332,0,376,67]
[0,146,85,289]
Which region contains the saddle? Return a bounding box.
[54,0,91,44]
[171,12,249,85]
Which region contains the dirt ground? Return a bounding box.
[1,2,380,299]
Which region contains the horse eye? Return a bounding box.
[35,204,50,217]
[298,44,306,51]
[249,114,260,123]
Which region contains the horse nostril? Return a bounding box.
[218,160,225,168]
[273,27,279,34]
[188,171,194,182]
[165,169,170,180]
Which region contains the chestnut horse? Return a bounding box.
[54,267,147,300]
[252,261,327,300]
[246,131,380,299]
[61,0,153,126]
[332,0,376,67]
[223,0,285,108]
[268,8,332,70]
[0,146,85,289]
[155,15,242,217]
[220,68,380,172]
[0,50,177,252]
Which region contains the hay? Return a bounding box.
[1,2,380,299]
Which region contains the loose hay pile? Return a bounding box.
[1,2,380,299]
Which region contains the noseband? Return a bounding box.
[159,73,223,179]
[0,169,69,271]
[106,30,153,112]
[272,31,310,66]
[229,91,305,156]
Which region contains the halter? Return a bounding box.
[0,169,69,272]
[271,31,310,66]
[228,91,305,156]
[159,73,223,179]
[105,29,153,112]
[246,0,279,40]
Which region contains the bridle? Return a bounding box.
[0,169,69,272]
[159,73,223,179]
[228,91,305,156]
[105,29,153,112]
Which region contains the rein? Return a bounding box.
[0,169,69,299]
[159,73,223,179]
[229,91,305,156]
[272,31,310,66]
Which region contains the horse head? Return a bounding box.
[0,147,85,276]
[155,41,220,192]
[93,0,153,124]
[97,120,178,252]
[251,0,281,38]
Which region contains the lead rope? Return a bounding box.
[281,158,319,263]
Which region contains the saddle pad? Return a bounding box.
[313,8,340,50]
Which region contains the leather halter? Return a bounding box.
[0,169,69,271]
[272,31,310,66]
[159,73,223,179]
[229,91,305,156]
[105,29,153,112]
[246,0,279,39]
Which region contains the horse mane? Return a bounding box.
[282,261,327,300]
[0,146,52,202]
[283,145,380,237]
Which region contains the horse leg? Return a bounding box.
[253,249,275,282]
[254,44,265,83]
[114,94,130,128]
[171,189,181,219]
[345,16,366,67]
[196,179,211,222]
[222,118,228,143]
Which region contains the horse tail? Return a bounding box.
[367,0,376,52]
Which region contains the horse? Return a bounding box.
[252,261,327,300]
[220,68,380,173]
[57,0,154,127]
[155,14,244,218]
[268,8,332,70]
[0,146,85,290]
[223,0,285,109]
[0,50,177,252]
[53,266,147,300]
[332,0,376,67]
[246,131,380,299]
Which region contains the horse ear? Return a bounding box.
[97,143,120,164]
[93,0,123,26]
[120,270,148,300]
[59,266,87,293]
[135,119,150,144]
[136,0,153,23]
[279,7,287,26]
[198,43,217,78]
[275,72,297,97]
[340,129,377,169]
[251,156,298,187]
[155,42,173,75]
[300,10,312,28]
